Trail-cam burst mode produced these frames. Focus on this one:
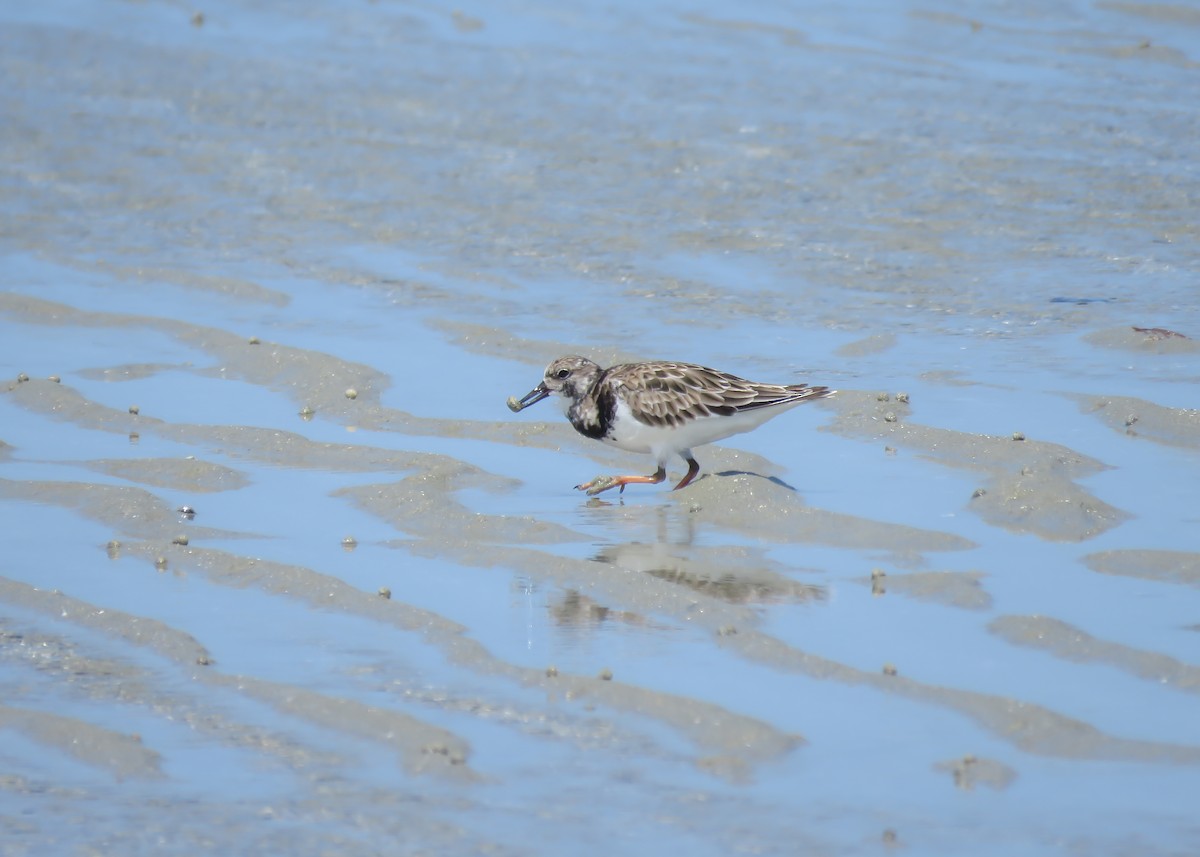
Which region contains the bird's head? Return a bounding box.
[508,356,602,413]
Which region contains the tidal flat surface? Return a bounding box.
[2,1,1199,855]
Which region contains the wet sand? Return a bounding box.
[2,1,1199,855]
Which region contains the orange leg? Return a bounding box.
[672,457,701,491]
[576,466,666,496]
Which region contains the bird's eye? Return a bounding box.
[555,368,570,379]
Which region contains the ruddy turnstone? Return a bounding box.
[508,356,833,495]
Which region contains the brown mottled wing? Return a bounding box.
[606,361,831,429]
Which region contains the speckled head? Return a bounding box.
[510,356,602,413]
[541,356,602,400]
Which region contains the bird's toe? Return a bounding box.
[577,475,618,495]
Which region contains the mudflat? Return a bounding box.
[1,2,1198,855]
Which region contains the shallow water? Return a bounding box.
[2,1,1200,855]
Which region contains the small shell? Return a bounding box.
[506,396,523,412]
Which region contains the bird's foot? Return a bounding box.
[575,475,622,496]
[574,466,667,496]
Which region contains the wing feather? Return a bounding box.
[604,361,831,428]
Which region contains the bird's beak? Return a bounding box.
[507,382,550,413]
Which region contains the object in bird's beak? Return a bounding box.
[508,383,549,412]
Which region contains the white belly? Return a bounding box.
[604,397,802,463]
